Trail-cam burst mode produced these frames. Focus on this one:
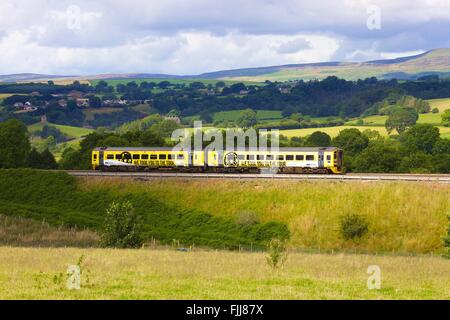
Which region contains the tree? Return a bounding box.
[399,124,440,154]
[385,107,418,134]
[100,201,143,248]
[28,148,57,169]
[88,96,102,108]
[215,81,226,88]
[353,141,401,173]
[140,129,164,146]
[199,110,213,123]
[237,109,257,129]
[442,109,450,127]
[332,128,369,155]
[305,131,331,147]
[59,147,82,170]
[0,119,30,168]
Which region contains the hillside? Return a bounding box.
[2,48,450,83]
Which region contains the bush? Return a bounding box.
[100,201,143,248]
[340,214,369,240]
[266,238,288,270]
[236,210,260,226]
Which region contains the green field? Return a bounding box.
[427,98,450,113]
[346,113,444,126]
[28,122,93,139]
[89,177,449,254]
[279,125,450,139]
[82,108,123,121]
[0,247,448,299]
[213,110,283,122]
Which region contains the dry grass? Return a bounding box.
[0,214,99,247]
[81,178,450,254]
[0,247,448,299]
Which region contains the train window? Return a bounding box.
[237,155,245,160]
[177,154,184,159]
[277,155,284,161]
[257,155,264,160]
[115,154,122,160]
[168,154,174,160]
[286,155,294,161]
[159,154,167,160]
[133,154,140,160]
[295,155,304,161]
[306,155,314,161]
[150,155,157,160]
[107,154,114,160]
[247,155,255,160]
[266,155,274,160]
[93,154,97,160]
[141,154,149,160]
[326,155,331,161]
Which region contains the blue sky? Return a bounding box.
[0,0,449,75]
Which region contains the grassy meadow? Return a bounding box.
[213,110,283,122]
[83,178,450,254]
[0,247,448,299]
[28,122,93,139]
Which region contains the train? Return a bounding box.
[92,147,344,174]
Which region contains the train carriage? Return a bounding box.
[92,147,343,174]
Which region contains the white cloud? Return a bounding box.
[0,0,449,74]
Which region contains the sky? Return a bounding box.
[0,0,449,75]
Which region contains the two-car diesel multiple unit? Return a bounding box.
[92,147,344,174]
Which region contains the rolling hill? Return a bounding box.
[1,48,450,83]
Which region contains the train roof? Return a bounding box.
[93,147,340,152]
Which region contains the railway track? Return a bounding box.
[67,171,450,183]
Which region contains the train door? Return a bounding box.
[99,150,104,167]
[318,150,324,168]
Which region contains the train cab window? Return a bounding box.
[159,154,167,160]
[306,155,314,161]
[277,155,284,161]
[326,155,331,161]
[266,155,274,160]
[257,155,264,160]
[296,155,304,161]
[106,154,114,160]
[150,155,157,160]
[286,155,294,161]
[237,155,245,160]
[177,154,184,160]
[247,155,255,161]
[132,154,140,160]
[141,154,149,160]
[115,154,122,160]
[93,154,97,160]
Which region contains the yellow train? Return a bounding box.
[92,147,344,174]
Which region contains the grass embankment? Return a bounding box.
[0,214,98,247]
[83,178,450,254]
[0,170,288,249]
[0,247,448,299]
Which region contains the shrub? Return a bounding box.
[340,214,369,241]
[236,210,260,226]
[266,238,288,270]
[100,201,143,248]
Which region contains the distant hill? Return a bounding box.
[1,48,450,83]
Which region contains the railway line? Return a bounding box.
[67,171,450,183]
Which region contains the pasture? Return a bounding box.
[213,110,283,122]
[28,122,93,139]
[85,178,450,254]
[0,247,448,299]
[427,98,450,113]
